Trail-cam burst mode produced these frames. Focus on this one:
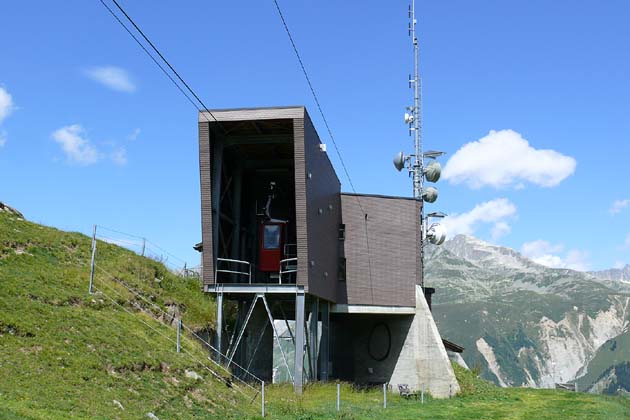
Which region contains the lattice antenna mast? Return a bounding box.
[409,0,423,200]
[395,2,448,289]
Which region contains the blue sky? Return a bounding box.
[0,0,628,271]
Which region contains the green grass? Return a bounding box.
[2,210,630,419]
[0,211,248,419]
[254,365,630,419]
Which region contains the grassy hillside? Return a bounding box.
[0,210,250,419]
[2,209,630,419]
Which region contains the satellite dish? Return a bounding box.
[404,112,414,124]
[393,152,406,171]
[426,223,447,245]
[422,186,438,203]
[423,161,442,183]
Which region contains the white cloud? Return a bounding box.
[0,87,14,123]
[610,199,630,215]
[521,240,564,257]
[564,250,591,272]
[443,198,517,239]
[51,124,131,166]
[110,147,127,166]
[521,240,590,271]
[614,261,626,269]
[52,125,99,165]
[84,66,136,92]
[0,87,15,146]
[127,128,141,141]
[443,129,576,189]
[491,221,511,241]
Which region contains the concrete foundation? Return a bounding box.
[389,286,460,398]
[331,286,459,398]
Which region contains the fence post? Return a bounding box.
[141,238,146,256]
[449,384,452,398]
[88,224,97,294]
[261,381,265,417]
[383,383,387,409]
[176,319,181,353]
[336,383,340,411]
[421,383,424,404]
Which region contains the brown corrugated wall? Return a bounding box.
[339,194,420,307]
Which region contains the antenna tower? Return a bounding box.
[409,0,423,201]
[394,1,447,289]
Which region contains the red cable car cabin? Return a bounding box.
[259,222,285,272]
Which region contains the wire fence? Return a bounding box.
[88,224,264,406]
[95,224,201,278]
[92,262,262,402]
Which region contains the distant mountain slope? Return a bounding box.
[576,328,630,394]
[426,235,630,392]
[0,211,249,419]
[590,265,630,282]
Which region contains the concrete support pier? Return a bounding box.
[389,286,460,398]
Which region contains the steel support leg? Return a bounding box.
[320,300,330,381]
[216,292,223,354]
[228,295,258,365]
[309,298,319,381]
[294,292,305,394]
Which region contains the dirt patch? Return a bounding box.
[19,345,43,354]
[0,321,35,338]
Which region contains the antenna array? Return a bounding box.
[394,1,448,286]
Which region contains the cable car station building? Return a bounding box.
[198,106,459,396]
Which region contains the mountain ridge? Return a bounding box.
[427,234,630,393]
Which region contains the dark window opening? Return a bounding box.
[338,257,346,282]
[338,223,346,241]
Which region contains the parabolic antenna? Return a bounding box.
[423,161,442,183]
[422,186,438,203]
[393,152,406,172]
[426,223,447,245]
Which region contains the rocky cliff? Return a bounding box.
[426,235,630,392]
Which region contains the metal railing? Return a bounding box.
[279,258,298,284]
[215,258,251,283]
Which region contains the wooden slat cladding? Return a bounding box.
[198,121,214,287]
[302,111,342,302]
[293,117,309,289]
[339,194,420,307]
